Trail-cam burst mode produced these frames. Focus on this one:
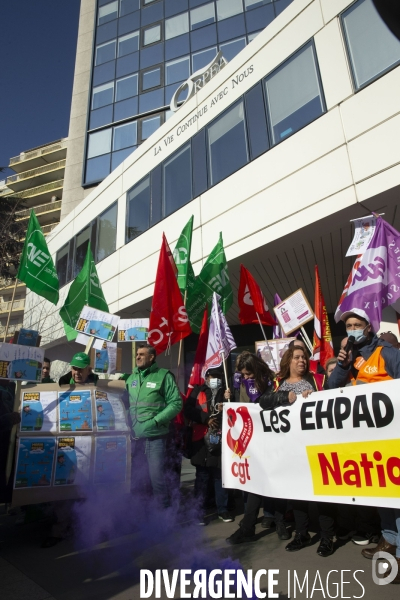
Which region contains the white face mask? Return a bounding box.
[346,327,368,345]
[208,378,222,389]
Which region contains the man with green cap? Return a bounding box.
[59,352,98,386]
[125,343,182,508]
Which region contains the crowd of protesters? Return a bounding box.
[1,305,399,584]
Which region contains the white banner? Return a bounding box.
[222,379,400,508]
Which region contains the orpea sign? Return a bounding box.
[170,51,228,112]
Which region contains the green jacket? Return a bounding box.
[125,362,182,438]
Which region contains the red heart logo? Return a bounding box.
[226,406,253,458]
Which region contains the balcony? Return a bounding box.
[0,299,25,314]
[14,181,64,207]
[15,199,62,226]
[9,140,67,173]
[0,323,23,338]
[20,222,58,241]
[6,160,66,193]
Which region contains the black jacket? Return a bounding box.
[259,373,320,410]
[184,384,225,468]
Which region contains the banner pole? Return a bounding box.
[256,312,278,372]
[300,327,313,354]
[3,278,18,342]
[177,290,187,387]
[220,350,230,402]
[6,380,21,483]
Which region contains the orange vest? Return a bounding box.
[192,391,209,441]
[351,347,393,385]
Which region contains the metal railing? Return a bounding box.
[6,160,66,185]
[15,199,62,221]
[0,299,25,313]
[9,140,67,166]
[0,323,23,336]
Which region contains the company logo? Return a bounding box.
[306,439,400,497]
[226,406,253,458]
[27,243,49,268]
[372,551,399,585]
[170,51,228,112]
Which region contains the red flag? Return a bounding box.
[312,265,334,367]
[185,306,208,398]
[148,234,192,354]
[238,264,276,326]
[164,235,178,278]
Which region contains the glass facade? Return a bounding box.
[84,0,295,185]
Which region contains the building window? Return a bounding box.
[248,30,261,42]
[207,100,249,186]
[341,0,400,90]
[165,12,189,40]
[141,115,161,140]
[190,3,216,30]
[98,1,118,25]
[192,46,217,72]
[166,55,190,84]
[143,24,161,45]
[216,0,243,21]
[264,42,325,145]
[126,177,150,242]
[142,66,162,90]
[86,155,111,183]
[120,0,139,16]
[163,143,192,217]
[97,203,118,262]
[219,37,246,62]
[116,74,138,101]
[96,40,117,65]
[92,81,114,109]
[56,244,69,288]
[87,128,112,158]
[118,31,139,56]
[113,122,137,150]
[74,226,91,277]
[245,0,271,9]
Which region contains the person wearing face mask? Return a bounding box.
[184,367,232,525]
[328,308,400,390]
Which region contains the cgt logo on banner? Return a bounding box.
[221,379,400,508]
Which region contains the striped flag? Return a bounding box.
[202,292,236,377]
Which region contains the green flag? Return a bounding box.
[173,215,194,293]
[17,210,59,304]
[59,242,109,341]
[186,233,233,333]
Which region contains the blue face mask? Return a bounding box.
[346,327,368,345]
[209,378,222,389]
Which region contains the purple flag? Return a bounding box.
[336,217,400,332]
[202,292,236,376]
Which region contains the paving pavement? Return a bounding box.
[1,461,398,600]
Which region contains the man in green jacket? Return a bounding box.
[125,344,182,507]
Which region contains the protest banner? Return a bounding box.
[118,318,149,341]
[11,380,130,507]
[0,343,44,382]
[273,288,314,337]
[75,306,120,342]
[222,379,400,509]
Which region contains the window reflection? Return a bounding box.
[163,144,192,216]
[126,177,150,242]
[96,40,117,65]
[97,203,118,262]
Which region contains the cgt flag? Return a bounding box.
[312,265,334,367]
[173,215,194,293]
[59,242,108,341]
[335,217,400,331]
[335,254,362,322]
[202,292,236,377]
[186,233,233,333]
[148,234,192,354]
[17,210,59,305]
[238,264,276,326]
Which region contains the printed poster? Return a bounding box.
[94,436,128,484]
[118,318,149,342]
[273,289,314,336]
[58,389,93,432]
[95,389,129,431]
[14,438,56,489]
[75,306,120,342]
[0,343,44,382]
[93,339,117,374]
[20,390,58,433]
[53,436,92,486]
[346,217,377,257]
[17,329,40,347]
[255,338,295,372]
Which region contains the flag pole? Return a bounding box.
[220,350,230,402]
[300,327,313,354]
[6,380,21,483]
[3,278,19,342]
[177,290,187,385]
[256,312,277,372]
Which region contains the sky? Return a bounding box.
[0,1,81,178]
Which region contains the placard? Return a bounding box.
[75,306,120,342]
[273,289,314,335]
[58,390,93,432]
[94,389,129,432]
[118,318,149,342]
[92,339,117,374]
[94,436,128,484]
[53,436,91,486]
[20,390,58,433]
[0,343,44,382]
[14,437,56,489]
[15,329,40,347]
[255,338,295,372]
[346,217,376,257]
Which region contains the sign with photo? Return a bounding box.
[273,289,314,336]
[0,343,44,382]
[118,318,149,342]
[255,338,295,373]
[75,306,120,342]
